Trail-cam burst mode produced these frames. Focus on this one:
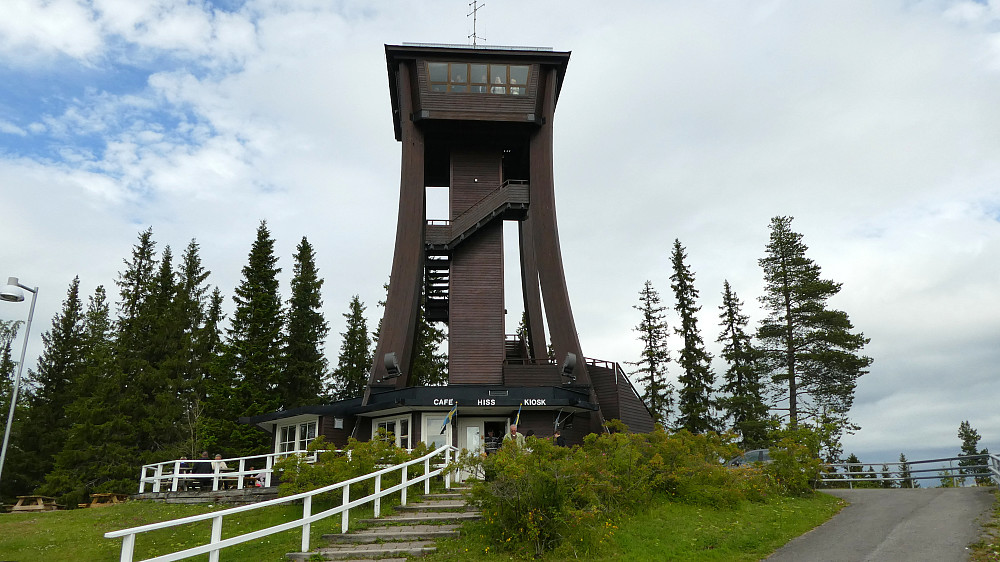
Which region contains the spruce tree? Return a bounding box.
[716,280,769,448]
[669,239,717,434]
[631,281,674,426]
[756,216,872,430]
[957,420,990,485]
[410,306,448,386]
[897,453,917,488]
[18,277,87,492]
[332,295,372,400]
[0,319,28,500]
[283,237,329,408]
[214,221,284,455]
[0,320,17,418]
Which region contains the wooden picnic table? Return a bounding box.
[11,495,63,512]
[88,493,129,508]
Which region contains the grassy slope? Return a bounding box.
[425,492,845,561]
[0,491,848,561]
[0,497,360,562]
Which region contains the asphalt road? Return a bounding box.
[767,487,995,562]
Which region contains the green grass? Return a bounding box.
[969,488,1000,562]
[0,494,384,562]
[425,492,845,561]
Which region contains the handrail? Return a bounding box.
[819,454,999,488]
[109,445,459,562]
[138,450,339,493]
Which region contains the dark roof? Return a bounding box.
[238,397,362,425]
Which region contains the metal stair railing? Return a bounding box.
[107,444,460,562]
[425,180,529,249]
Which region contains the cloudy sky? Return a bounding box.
[1,0,998,464]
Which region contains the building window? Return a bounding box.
[374,414,411,449]
[422,413,450,450]
[428,62,529,95]
[276,418,318,455]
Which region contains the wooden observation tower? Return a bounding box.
[362,43,653,439]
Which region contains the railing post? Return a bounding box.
[301,494,312,552]
[172,460,181,491]
[237,458,245,489]
[341,484,350,534]
[209,515,223,562]
[153,464,163,493]
[212,465,220,491]
[120,533,135,562]
[401,465,408,506]
[139,467,147,494]
[424,458,431,495]
[374,474,382,518]
[265,454,273,487]
[445,448,452,489]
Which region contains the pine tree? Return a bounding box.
[332,295,372,400]
[957,420,989,485]
[283,237,329,408]
[897,453,917,488]
[18,277,87,492]
[214,221,284,455]
[0,320,17,418]
[716,280,769,448]
[670,240,717,434]
[0,319,28,500]
[410,306,448,386]
[756,216,872,430]
[631,281,674,426]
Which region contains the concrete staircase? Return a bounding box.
[287,487,478,560]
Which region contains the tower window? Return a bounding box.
[427,62,529,95]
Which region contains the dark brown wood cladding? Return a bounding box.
[320,415,357,448]
[448,147,505,385]
[502,364,561,386]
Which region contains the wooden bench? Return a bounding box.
[88,493,129,508]
[11,495,63,512]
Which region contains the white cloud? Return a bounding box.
[0,0,104,64]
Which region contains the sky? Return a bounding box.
[1,0,998,465]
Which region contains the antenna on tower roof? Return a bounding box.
[467,0,485,47]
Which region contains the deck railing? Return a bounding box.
[109,444,458,562]
[138,450,339,493]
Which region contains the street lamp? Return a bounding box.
[0,277,38,495]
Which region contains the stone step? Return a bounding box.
[287,541,436,560]
[395,499,468,511]
[323,523,461,543]
[424,492,465,500]
[359,510,481,524]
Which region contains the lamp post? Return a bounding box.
[0,277,38,495]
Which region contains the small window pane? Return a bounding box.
[431,84,447,92]
[470,64,488,84]
[509,65,529,85]
[428,62,447,82]
[490,64,506,85]
[450,64,467,83]
[510,86,525,96]
[450,84,468,93]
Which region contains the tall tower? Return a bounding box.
[365,43,653,437]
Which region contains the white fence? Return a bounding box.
[111,445,458,562]
[138,450,341,493]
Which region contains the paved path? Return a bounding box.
[767,488,995,562]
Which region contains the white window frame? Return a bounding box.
[372,414,412,449]
[422,412,453,450]
[274,415,320,456]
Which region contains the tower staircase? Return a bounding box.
[422,180,529,325]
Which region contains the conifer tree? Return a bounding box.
[897,453,917,488]
[214,221,284,455]
[631,281,674,426]
[669,239,717,434]
[18,277,87,491]
[283,237,329,408]
[0,320,17,418]
[0,319,27,500]
[756,216,872,430]
[332,295,372,400]
[957,420,990,485]
[410,306,448,386]
[716,280,769,448]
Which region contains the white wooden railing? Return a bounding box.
[138,450,340,493]
[108,445,458,562]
